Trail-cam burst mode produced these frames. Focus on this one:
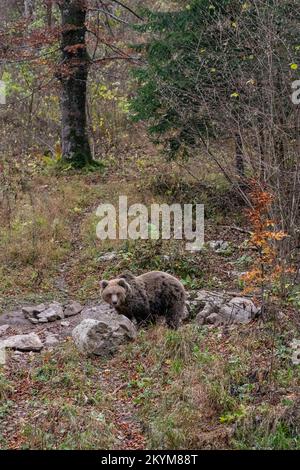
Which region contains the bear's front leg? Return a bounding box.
[131,300,154,327]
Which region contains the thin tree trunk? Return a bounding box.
[235,132,245,179]
[46,1,53,27]
[58,0,93,167]
[24,0,35,18]
[258,120,266,183]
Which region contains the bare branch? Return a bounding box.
[88,7,132,26]
[110,0,143,21]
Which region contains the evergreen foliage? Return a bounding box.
[131,0,300,160]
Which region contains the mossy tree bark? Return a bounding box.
[59,0,93,168]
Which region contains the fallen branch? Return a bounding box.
[221,225,252,235]
[111,382,128,395]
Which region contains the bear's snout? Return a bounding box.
[111,294,119,306]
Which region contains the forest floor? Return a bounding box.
[0,149,300,449]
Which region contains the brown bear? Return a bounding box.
[100,271,186,329]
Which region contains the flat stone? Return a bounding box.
[60,321,70,327]
[64,301,83,317]
[22,304,46,317]
[44,334,60,347]
[80,303,112,321]
[98,252,118,262]
[37,303,64,322]
[0,333,43,352]
[0,310,31,326]
[194,290,225,307]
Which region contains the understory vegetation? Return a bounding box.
[1,319,300,449]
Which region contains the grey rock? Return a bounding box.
[64,301,83,317]
[22,307,34,318]
[206,313,220,325]
[80,303,113,321]
[37,303,64,322]
[72,311,137,357]
[22,303,46,318]
[194,289,259,326]
[0,325,10,336]
[0,348,6,365]
[290,339,300,350]
[194,290,225,307]
[199,302,217,317]
[196,315,205,326]
[0,332,43,352]
[291,338,300,364]
[185,299,199,318]
[194,290,215,303]
[194,290,225,325]
[98,252,118,262]
[219,297,258,324]
[60,321,70,327]
[51,301,65,312]
[28,318,39,325]
[182,306,190,320]
[292,350,300,365]
[38,318,49,323]
[231,271,248,278]
[44,333,60,347]
[12,351,24,361]
[0,310,31,326]
[208,240,229,252]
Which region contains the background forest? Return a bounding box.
[0,0,300,450]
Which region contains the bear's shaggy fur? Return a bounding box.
[100,271,186,329]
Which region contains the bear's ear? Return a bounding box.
[118,279,131,291]
[100,280,109,290]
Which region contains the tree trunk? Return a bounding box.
[24,0,35,18]
[258,117,266,183]
[46,0,53,27]
[235,132,245,179]
[58,0,93,168]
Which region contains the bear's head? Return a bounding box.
[100,278,131,308]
